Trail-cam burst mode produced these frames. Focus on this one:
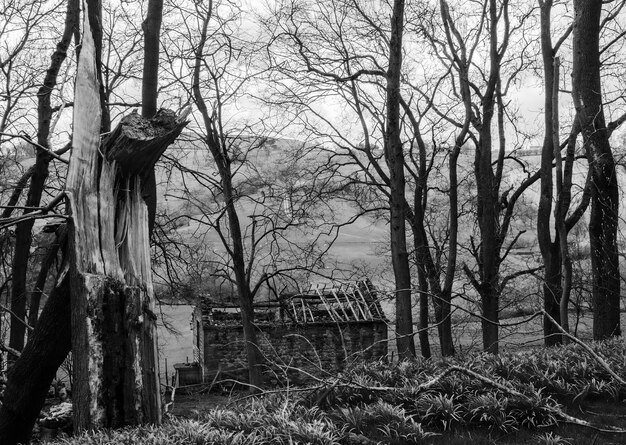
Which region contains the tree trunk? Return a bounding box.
[475,116,500,355]
[7,0,78,363]
[552,57,572,337]
[473,0,501,354]
[0,105,183,438]
[68,6,186,430]
[142,0,164,119]
[537,0,564,346]
[386,0,414,359]
[86,0,110,131]
[440,147,462,357]
[480,284,499,355]
[141,0,165,235]
[0,274,71,445]
[411,207,454,356]
[572,0,620,340]
[222,170,263,389]
[436,290,454,356]
[542,244,563,346]
[27,227,65,328]
[415,260,431,358]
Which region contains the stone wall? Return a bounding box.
[202,321,387,385]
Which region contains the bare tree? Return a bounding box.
[385,0,417,359]
[159,0,348,385]
[572,0,621,340]
[536,0,587,346]
[433,0,540,354]
[266,0,442,358]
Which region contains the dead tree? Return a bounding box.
[0,10,185,442]
[66,5,187,430]
[0,103,185,441]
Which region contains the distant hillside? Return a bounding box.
[152,134,390,298]
[153,135,626,301]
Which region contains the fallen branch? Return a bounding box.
[299,362,626,434]
[542,310,626,387]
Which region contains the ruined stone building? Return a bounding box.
[190,280,388,385]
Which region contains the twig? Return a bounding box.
[0,192,67,231]
[0,302,34,331]
[0,133,69,164]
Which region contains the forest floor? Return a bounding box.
[419,399,626,445]
[163,316,626,445]
[44,337,626,445]
[168,390,626,444]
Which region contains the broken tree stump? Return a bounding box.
[66,4,187,431]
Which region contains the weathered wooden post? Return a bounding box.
[66,2,186,430]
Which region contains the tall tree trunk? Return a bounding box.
[223,171,263,389]
[536,0,563,346]
[473,0,501,354]
[386,0,415,359]
[86,0,110,131]
[0,106,184,438]
[475,108,499,354]
[552,57,572,337]
[572,0,620,340]
[413,223,454,356]
[441,147,462,356]
[141,0,165,236]
[7,0,78,363]
[142,0,164,119]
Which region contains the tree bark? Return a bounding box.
[27,227,65,328]
[222,165,263,388]
[0,273,71,445]
[86,0,110,131]
[140,0,164,235]
[68,115,186,430]
[142,0,164,119]
[386,0,415,359]
[542,244,563,345]
[481,285,499,354]
[416,265,431,358]
[552,57,572,337]
[572,0,620,340]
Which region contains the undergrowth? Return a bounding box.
[50,338,626,445]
